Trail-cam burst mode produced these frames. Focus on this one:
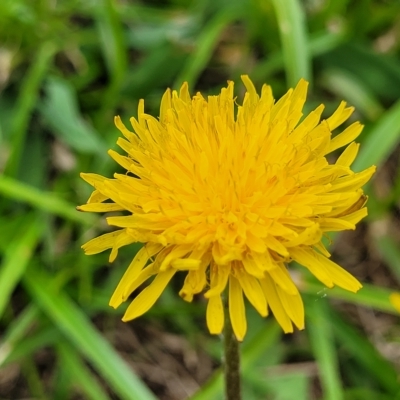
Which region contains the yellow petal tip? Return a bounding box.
[389,292,400,313]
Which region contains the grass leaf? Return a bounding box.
[23,266,157,400]
[270,0,310,86]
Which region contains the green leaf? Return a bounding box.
[318,43,400,102]
[0,305,40,367]
[94,0,128,121]
[330,308,399,395]
[57,341,110,400]
[1,325,61,367]
[4,42,56,177]
[174,7,244,88]
[40,77,107,154]
[300,278,400,316]
[95,0,127,85]
[319,68,384,121]
[23,267,157,400]
[270,0,311,86]
[372,230,400,285]
[0,175,96,225]
[0,213,43,318]
[190,321,281,400]
[343,388,394,400]
[252,31,345,82]
[353,97,400,172]
[249,371,309,400]
[307,299,344,400]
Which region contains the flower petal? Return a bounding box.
[268,264,299,295]
[122,268,176,321]
[275,284,304,330]
[229,276,247,341]
[82,230,124,255]
[159,244,194,271]
[170,258,201,270]
[109,230,137,262]
[327,122,363,153]
[236,268,267,316]
[260,274,293,333]
[205,263,230,298]
[326,101,354,130]
[109,243,163,308]
[77,203,124,212]
[290,247,334,288]
[206,295,224,335]
[336,142,360,167]
[179,253,211,301]
[310,250,362,292]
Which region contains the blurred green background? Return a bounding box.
[1,0,400,399]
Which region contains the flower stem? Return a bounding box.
[223,301,241,400]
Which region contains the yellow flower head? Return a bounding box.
[78,76,375,341]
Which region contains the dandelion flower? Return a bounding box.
[78,76,375,341]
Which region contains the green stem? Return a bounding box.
[223,300,241,400]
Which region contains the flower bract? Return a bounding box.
[78,76,375,341]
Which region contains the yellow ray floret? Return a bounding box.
[79,76,375,341]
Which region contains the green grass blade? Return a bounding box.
[23,267,157,400]
[270,0,310,86]
[96,0,127,87]
[174,7,242,88]
[4,42,56,177]
[330,308,399,394]
[253,31,344,81]
[95,0,128,121]
[22,357,49,400]
[0,305,39,367]
[57,341,110,400]
[320,68,384,120]
[353,97,400,172]
[1,327,61,367]
[40,78,107,154]
[0,214,43,318]
[0,175,96,226]
[190,322,281,400]
[246,370,309,400]
[300,279,400,315]
[372,231,400,284]
[307,299,344,400]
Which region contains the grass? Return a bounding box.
[1,0,400,399]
